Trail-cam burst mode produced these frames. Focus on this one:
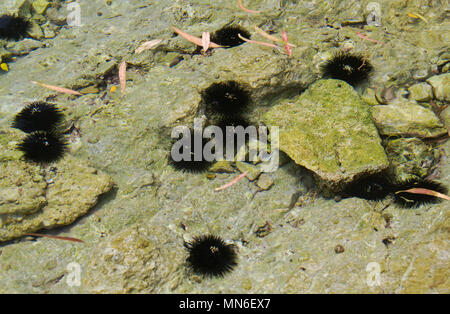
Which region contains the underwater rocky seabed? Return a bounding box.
[0,0,449,293]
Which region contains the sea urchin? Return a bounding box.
[202,81,250,117]
[321,52,373,86]
[17,131,68,163]
[12,102,64,133]
[169,128,213,173]
[0,14,30,41]
[345,175,393,201]
[211,25,251,48]
[185,234,238,277]
[393,179,448,208]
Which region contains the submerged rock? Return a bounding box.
[0,130,114,242]
[264,79,389,190]
[408,82,433,102]
[370,100,447,138]
[384,137,438,182]
[427,73,450,102]
[82,225,184,293]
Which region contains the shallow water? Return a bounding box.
[0,0,448,294]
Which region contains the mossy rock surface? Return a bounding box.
[264,79,389,190]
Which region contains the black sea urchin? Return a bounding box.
[169,128,212,173]
[211,25,251,48]
[0,14,30,40]
[202,81,250,117]
[345,175,393,201]
[18,131,68,163]
[12,102,64,133]
[321,52,373,86]
[393,179,448,208]
[185,234,238,277]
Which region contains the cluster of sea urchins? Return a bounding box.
[345,174,448,208]
[12,102,68,163]
[169,79,251,173]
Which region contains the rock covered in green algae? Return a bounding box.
[370,99,447,138]
[408,82,433,102]
[82,225,184,293]
[263,79,389,190]
[384,137,438,183]
[0,130,114,242]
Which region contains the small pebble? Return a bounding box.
[334,245,345,254]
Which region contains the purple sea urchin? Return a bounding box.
[17,131,68,163]
[0,14,30,40]
[321,52,373,86]
[12,102,64,133]
[393,179,448,208]
[185,234,237,277]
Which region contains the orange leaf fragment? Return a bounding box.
[32,81,82,96]
[396,188,450,201]
[171,26,222,48]
[237,0,261,14]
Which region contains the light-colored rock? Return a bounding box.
[427,73,450,101]
[371,100,447,138]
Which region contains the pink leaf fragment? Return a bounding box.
[119,60,127,95]
[215,172,248,192]
[202,32,210,53]
[282,30,292,56]
[134,39,163,54]
[237,0,261,14]
[254,26,297,47]
[237,34,279,49]
[396,188,450,201]
[356,32,384,45]
[171,26,222,48]
[32,81,82,96]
